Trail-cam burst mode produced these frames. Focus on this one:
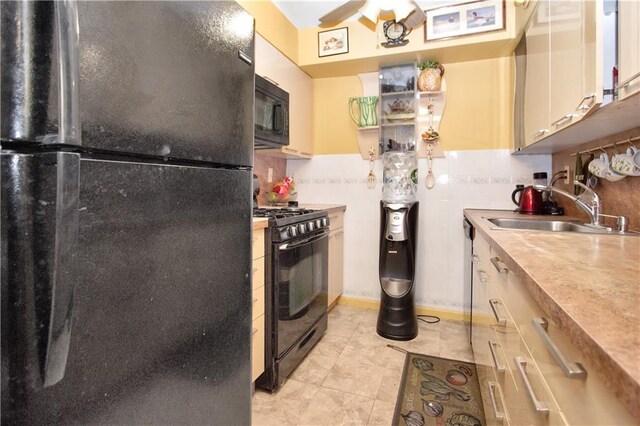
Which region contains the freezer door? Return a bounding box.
[1,1,255,167]
[1,154,252,425]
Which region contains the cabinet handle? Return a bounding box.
[514,356,549,416]
[253,297,259,304]
[532,317,587,380]
[488,340,506,373]
[334,230,344,237]
[576,93,596,111]
[252,327,259,335]
[490,257,508,274]
[487,381,505,423]
[616,71,640,90]
[489,299,507,325]
[477,270,488,283]
[531,129,549,139]
[252,267,258,273]
[551,113,574,128]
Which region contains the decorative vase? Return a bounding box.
[349,96,379,127]
[418,65,445,92]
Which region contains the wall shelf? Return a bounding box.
[357,126,379,131]
[381,91,414,97]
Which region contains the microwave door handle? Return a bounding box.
[278,230,329,251]
[273,102,284,135]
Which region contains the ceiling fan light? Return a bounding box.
[360,1,380,23]
[393,0,414,21]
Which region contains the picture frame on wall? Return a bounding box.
[318,27,349,57]
[424,0,505,42]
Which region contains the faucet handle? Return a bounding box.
[573,180,599,203]
[598,214,629,233]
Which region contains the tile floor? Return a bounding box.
[252,304,473,425]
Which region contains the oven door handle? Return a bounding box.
[278,230,330,251]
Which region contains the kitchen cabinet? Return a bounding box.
[472,231,635,425]
[327,209,345,310]
[617,1,640,100]
[251,227,266,382]
[255,35,313,159]
[522,0,600,147]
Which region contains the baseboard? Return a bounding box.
[337,295,466,322]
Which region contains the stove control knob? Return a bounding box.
[298,224,306,234]
[307,221,314,231]
[321,218,328,227]
[315,219,322,228]
[288,226,297,237]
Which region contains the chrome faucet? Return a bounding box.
[533,180,629,233]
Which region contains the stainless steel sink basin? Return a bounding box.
[483,217,638,236]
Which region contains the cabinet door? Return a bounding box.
[618,1,640,99]
[524,2,551,146]
[327,225,344,309]
[548,1,587,132]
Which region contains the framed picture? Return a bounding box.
[424,0,505,42]
[318,27,349,57]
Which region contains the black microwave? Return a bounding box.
[254,75,289,149]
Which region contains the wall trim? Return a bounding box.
[337,296,466,322]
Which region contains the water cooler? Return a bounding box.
[377,151,419,340]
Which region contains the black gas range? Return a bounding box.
[253,207,329,391]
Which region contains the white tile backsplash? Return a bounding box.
[287,149,551,312]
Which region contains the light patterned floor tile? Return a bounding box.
[375,367,403,403]
[301,387,375,426]
[367,399,396,426]
[252,379,320,426]
[289,350,339,386]
[322,356,386,398]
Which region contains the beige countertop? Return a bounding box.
[464,209,640,418]
[255,204,347,213]
[252,218,268,231]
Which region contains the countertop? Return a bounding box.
[252,204,346,231]
[252,218,268,231]
[464,209,640,418]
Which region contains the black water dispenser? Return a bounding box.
[377,150,419,341]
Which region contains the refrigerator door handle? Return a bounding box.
[46,0,82,145]
[2,152,80,387]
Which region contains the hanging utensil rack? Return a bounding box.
[570,135,640,156]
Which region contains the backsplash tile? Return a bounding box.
[287,149,551,312]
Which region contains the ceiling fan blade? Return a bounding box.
[319,0,367,24]
[402,1,427,28]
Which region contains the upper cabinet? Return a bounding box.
[516,0,640,154]
[255,35,313,159]
[617,1,640,100]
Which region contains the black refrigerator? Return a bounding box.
[1,1,255,424]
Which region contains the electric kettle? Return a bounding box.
[512,185,544,214]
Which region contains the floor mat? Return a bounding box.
[392,351,485,426]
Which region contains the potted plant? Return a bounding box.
[417,60,445,92]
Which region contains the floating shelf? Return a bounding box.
[381,90,415,97]
[381,122,415,127]
[357,126,379,131]
[418,90,444,97]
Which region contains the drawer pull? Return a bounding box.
[532,317,587,380]
[531,129,549,139]
[253,298,259,304]
[490,257,508,274]
[489,299,507,325]
[477,270,488,283]
[252,267,258,273]
[487,381,505,423]
[252,327,259,335]
[551,113,574,128]
[576,93,596,111]
[514,356,549,416]
[616,71,640,90]
[488,340,506,373]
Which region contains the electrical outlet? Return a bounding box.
[267,167,273,183]
[563,165,571,184]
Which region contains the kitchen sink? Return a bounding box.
[483,217,638,236]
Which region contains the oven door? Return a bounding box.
[274,229,328,358]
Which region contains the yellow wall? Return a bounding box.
[313,76,362,155]
[237,0,298,62]
[312,57,514,155]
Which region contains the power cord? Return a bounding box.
[417,314,440,324]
